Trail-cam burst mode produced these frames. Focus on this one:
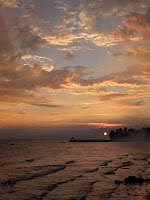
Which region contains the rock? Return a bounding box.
[65,160,75,164]
[125,176,144,184]
[26,159,35,162]
[104,171,115,175]
[1,180,14,186]
[115,180,123,184]
[145,178,150,183]
[115,176,150,185]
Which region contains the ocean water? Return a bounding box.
[0,140,150,200]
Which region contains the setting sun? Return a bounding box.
[103,132,108,136]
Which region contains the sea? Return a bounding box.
[0,140,150,200]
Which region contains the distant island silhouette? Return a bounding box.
[109,127,150,142]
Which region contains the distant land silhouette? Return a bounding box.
[109,127,150,142]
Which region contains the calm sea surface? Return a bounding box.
[0,140,150,200]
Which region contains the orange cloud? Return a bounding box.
[111,46,150,63]
[112,8,150,42]
[0,0,23,8]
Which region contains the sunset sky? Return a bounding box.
[0,0,150,139]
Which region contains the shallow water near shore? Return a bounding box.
[0,140,150,200]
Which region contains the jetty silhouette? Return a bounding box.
[70,137,111,142]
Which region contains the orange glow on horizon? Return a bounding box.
[87,123,125,127]
[47,122,125,127]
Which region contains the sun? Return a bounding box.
[103,132,108,136]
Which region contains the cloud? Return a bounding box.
[79,105,99,110]
[0,8,51,103]
[107,112,150,127]
[22,3,49,25]
[115,100,145,108]
[0,42,149,104]
[42,29,82,46]
[21,55,54,72]
[124,9,150,41]
[72,103,100,110]
[16,25,47,51]
[112,26,136,41]
[110,46,150,63]
[0,0,23,8]
[25,2,117,47]
[0,7,35,102]
[29,1,150,48]
[121,64,150,79]
[78,0,102,31]
[86,64,150,87]
[78,0,148,32]
[56,1,83,28]
[70,87,108,95]
[2,62,148,97]
[112,7,150,42]
[0,64,89,103]
[80,32,117,47]
[72,65,149,88]
[21,55,53,62]
[64,51,76,60]
[0,6,19,70]
[0,4,150,106]
[99,90,150,102]
[99,92,128,101]
[30,103,64,108]
[59,46,94,52]
[2,0,149,51]
[8,1,121,48]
